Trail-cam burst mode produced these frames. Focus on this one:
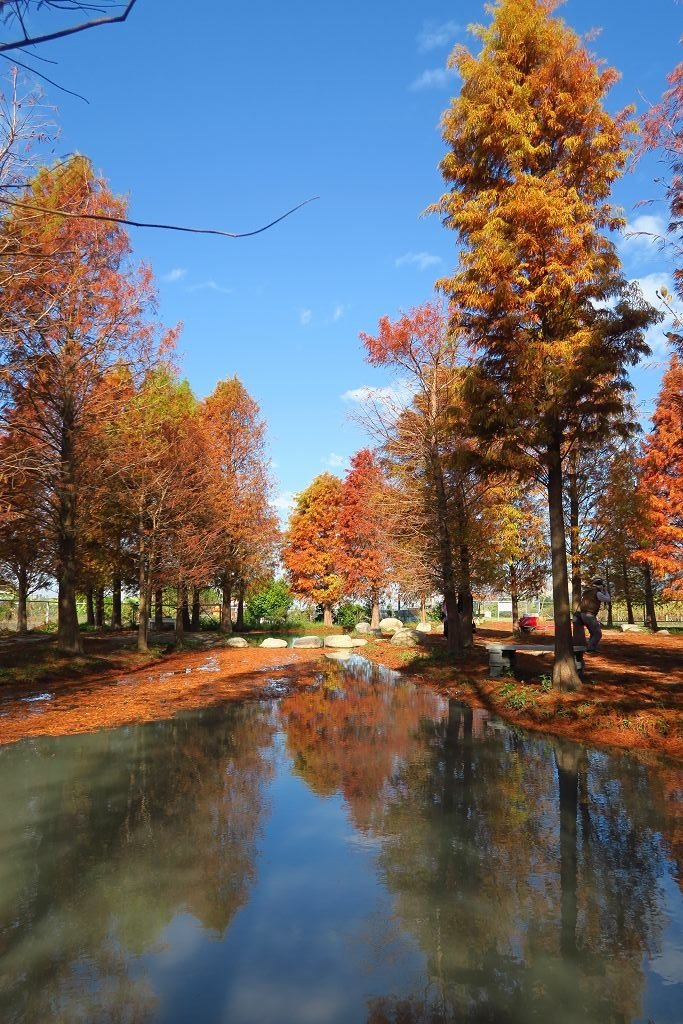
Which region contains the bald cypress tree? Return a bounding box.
[433,0,659,687]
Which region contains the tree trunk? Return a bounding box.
[235,581,246,630]
[16,564,28,634]
[55,403,83,654]
[323,603,333,627]
[175,581,186,644]
[547,434,581,689]
[420,594,427,624]
[111,575,122,630]
[181,587,191,632]
[604,566,613,627]
[568,460,586,648]
[86,588,95,627]
[642,564,658,631]
[430,451,462,656]
[154,588,163,630]
[621,559,634,624]
[458,539,474,647]
[221,578,233,632]
[137,520,149,653]
[95,587,104,627]
[510,567,520,633]
[370,589,380,629]
[191,586,200,631]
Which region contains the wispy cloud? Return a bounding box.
[300,308,313,326]
[322,452,346,469]
[417,20,462,53]
[621,214,668,258]
[273,490,296,512]
[332,304,345,322]
[410,66,459,91]
[395,251,443,271]
[342,381,415,410]
[186,279,232,295]
[161,267,187,283]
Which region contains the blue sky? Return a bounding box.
[11,0,683,515]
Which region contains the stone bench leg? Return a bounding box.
[489,650,516,678]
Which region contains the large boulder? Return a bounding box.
[415,622,432,633]
[292,636,324,648]
[260,637,288,648]
[350,637,368,647]
[324,634,356,648]
[379,617,404,635]
[390,628,422,647]
[620,623,646,633]
[226,636,248,648]
[354,621,373,634]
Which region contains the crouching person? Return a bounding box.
[576,578,611,653]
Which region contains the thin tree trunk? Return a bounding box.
[137,519,149,653]
[111,575,122,630]
[235,581,246,630]
[430,451,462,656]
[568,461,586,648]
[95,587,104,627]
[16,564,28,634]
[621,559,634,624]
[642,564,658,631]
[547,434,581,689]
[420,594,427,624]
[181,587,191,632]
[510,565,520,633]
[56,406,83,654]
[604,566,613,627]
[220,578,233,632]
[191,586,200,631]
[175,581,186,644]
[370,589,380,629]
[86,588,95,626]
[154,588,163,630]
[458,540,474,648]
[323,602,333,627]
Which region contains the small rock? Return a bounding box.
[415,622,432,632]
[620,624,646,633]
[292,636,324,648]
[324,634,356,648]
[354,621,373,633]
[379,617,404,635]
[390,628,422,647]
[260,638,288,648]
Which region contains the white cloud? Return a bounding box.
[300,308,313,326]
[410,66,459,91]
[342,381,415,411]
[322,452,346,468]
[417,20,462,53]
[395,251,443,271]
[623,214,667,246]
[273,490,296,512]
[631,272,676,357]
[332,304,345,322]
[161,267,187,283]
[186,279,232,295]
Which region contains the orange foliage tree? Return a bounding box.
[432,0,658,686]
[282,473,345,626]
[635,355,683,600]
[338,449,392,628]
[0,156,167,652]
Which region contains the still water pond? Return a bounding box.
[1,656,681,1024]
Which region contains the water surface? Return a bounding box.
[0,656,681,1023]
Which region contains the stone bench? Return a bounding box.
[485,643,586,678]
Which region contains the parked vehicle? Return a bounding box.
[519,614,539,634]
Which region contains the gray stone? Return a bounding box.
[390,628,421,646]
[292,636,324,648]
[379,617,404,635]
[351,637,368,647]
[226,636,248,648]
[415,622,432,633]
[658,629,671,635]
[620,623,646,633]
[324,650,352,661]
[354,621,373,633]
[260,638,288,648]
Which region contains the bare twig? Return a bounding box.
[0,0,139,54]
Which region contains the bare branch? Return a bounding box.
[0,194,320,238]
[0,0,139,54]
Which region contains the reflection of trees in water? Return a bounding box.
[279,658,445,832]
[0,702,274,1024]
[362,700,675,1024]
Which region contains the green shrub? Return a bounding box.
[335,601,370,629]
[245,579,293,625]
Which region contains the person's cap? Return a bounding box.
[591,578,605,586]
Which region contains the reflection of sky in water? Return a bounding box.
[0,657,681,1024]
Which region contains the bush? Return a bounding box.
[245,579,293,626]
[335,601,370,629]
